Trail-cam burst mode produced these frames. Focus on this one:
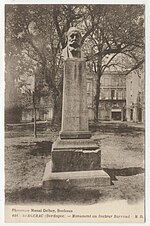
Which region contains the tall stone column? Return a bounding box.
[60,58,91,139]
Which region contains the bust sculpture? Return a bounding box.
[62,27,83,59]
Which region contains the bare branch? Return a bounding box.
[101,52,119,73]
[125,59,144,75]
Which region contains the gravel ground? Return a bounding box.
[5,123,144,205]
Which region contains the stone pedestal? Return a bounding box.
[43,59,110,190]
[51,138,101,172]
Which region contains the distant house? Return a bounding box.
[21,69,144,123]
[21,95,54,122]
[87,69,144,122]
[98,71,126,121]
[126,69,144,123]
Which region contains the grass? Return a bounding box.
[5,122,144,205]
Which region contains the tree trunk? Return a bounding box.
[51,92,62,128]
[33,92,37,138]
[33,105,37,138]
[94,62,102,122]
[94,76,101,122]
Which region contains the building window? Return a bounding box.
[122,78,126,86]
[104,78,109,86]
[117,90,126,100]
[111,89,116,99]
[105,89,109,99]
[122,90,126,99]
[116,91,118,100]
[118,78,122,86]
[130,109,133,121]
[118,90,122,99]
[111,78,118,87]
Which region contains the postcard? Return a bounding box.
[4,3,145,223]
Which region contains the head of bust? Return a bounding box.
[66,27,82,58]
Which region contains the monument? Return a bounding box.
[43,27,110,190]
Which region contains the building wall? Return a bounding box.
[88,69,144,123]
[126,69,144,123]
[98,72,126,121]
[22,108,40,122]
[22,107,53,122]
[22,94,54,122]
[21,69,144,123]
[86,71,95,120]
[99,100,126,121]
[22,109,33,121]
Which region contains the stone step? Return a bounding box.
[59,131,91,139]
[43,161,111,190]
[52,138,99,150]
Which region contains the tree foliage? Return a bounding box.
[81,5,144,120]
[5,4,144,123]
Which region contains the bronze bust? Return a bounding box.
[62,27,83,59]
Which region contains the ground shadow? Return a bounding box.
[104,167,144,181]
[5,167,144,205]
[5,186,101,205]
[14,141,53,157]
[5,122,60,138]
[28,141,53,156]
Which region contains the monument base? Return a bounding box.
[43,161,111,190]
[51,137,101,172]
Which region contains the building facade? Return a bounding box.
[21,69,144,123]
[126,69,144,123]
[86,70,95,121]
[87,69,144,123]
[22,95,54,122]
[98,71,126,121]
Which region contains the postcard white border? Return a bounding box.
[1,1,150,225]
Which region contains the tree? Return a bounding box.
[5,5,85,125]
[5,4,144,125]
[82,5,144,121]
